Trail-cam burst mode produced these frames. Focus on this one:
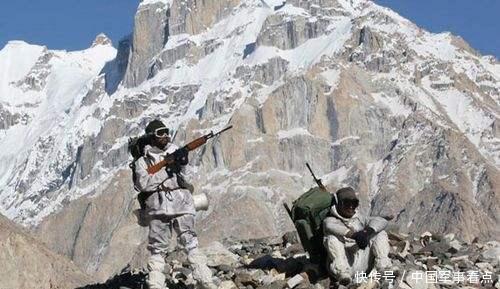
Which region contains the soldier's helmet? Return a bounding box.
[145,119,169,138]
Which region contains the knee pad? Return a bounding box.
[147,254,166,272]
[147,271,166,289]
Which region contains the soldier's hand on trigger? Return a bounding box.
[165,163,182,176]
[173,147,189,165]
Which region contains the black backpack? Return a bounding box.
[128,135,152,209]
[128,134,151,161]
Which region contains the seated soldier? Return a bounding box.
[323,187,393,286]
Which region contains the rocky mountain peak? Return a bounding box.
[139,0,172,7]
[91,33,112,47]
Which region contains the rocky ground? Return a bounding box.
[78,231,499,289]
[0,214,91,289]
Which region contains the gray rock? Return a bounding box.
[235,272,259,288]
[480,241,500,266]
[202,241,240,267]
[282,243,305,258]
[475,262,494,272]
[287,274,305,288]
[123,2,169,87]
[15,49,53,92]
[261,272,286,286]
[0,214,92,289]
[257,280,287,289]
[217,264,234,273]
[92,33,112,47]
[219,280,239,289]
[447,239,462,254]
[175,267,192,280]
[257,13,331,50]
[404,270,428,289]
[0,103,24,130]
[282,231,300,245]
[250,269,267,282]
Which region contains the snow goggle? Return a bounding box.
[154,127,170,138]
[340,199,359,208]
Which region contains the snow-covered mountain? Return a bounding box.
[1,0,499,280]
[0,35,116,221]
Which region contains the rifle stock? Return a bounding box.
[146,155,175,175]
[146,126,232,175]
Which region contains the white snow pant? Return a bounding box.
[324,231,392,279]
[146,214,213,289]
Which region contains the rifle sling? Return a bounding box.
[138,185,182,203]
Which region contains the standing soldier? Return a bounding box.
[133,119,216,289]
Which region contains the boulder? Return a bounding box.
[201,241,240,267]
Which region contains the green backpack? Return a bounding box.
[286,187,334,264]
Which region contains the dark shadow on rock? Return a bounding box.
[77,265,196,289]
[165,279,195,289]
[76,271,147,289]
[246,254,328,281]
[133,209,150,227]
[243,42,256,59]
[101,34,132,95]
[274,1,286,10]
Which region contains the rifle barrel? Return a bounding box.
[306,162,327,191]
[306,163,317,180]
[213,125,233,137]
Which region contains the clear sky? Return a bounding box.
[0,0,498,58]
[0,0,140,50]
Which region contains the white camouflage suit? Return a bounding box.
[323,205,392,280]
[134,143,214,289]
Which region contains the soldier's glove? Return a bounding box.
[165,163,182,176]
[352,228,374,249]
[173,147,189,165]
[365,227,376,238]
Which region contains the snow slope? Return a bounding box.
[0,38,116,220]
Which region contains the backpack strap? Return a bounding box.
[129,161,141,193]
[129,154,154,190]
[136,189,159,210]
[129,155,161,210]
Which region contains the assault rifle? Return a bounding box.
[146,126,233,175]
[306,162,327,191]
